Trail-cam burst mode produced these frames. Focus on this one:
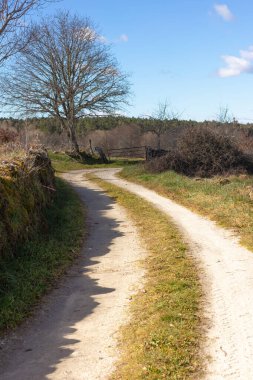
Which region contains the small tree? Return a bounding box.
[216,105,233,124]
[144,101,181,150]
[1,12,130,153]
[0,0,54,65]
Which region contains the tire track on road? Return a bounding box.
[95,168,253,380]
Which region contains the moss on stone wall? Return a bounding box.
[0,149,55,258]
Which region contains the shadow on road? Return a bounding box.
[0,180,124,380]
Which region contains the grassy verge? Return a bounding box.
[49,151,140,172]
[89,175,202,380]
[0,178,85,334]
[120,165,253,252]
[0,148,25,161]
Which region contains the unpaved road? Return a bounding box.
[0,171,145,380]
[92,168,253,380]
[2,169,253,380]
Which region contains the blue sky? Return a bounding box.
[37,1,253,122]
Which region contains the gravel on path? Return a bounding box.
[95,168,253,380]
[0,171,145,380]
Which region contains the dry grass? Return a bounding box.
[89,175,203,380]
[0,145,25,162]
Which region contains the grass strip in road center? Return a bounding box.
[88,174,203,380]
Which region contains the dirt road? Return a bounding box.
[93,168,253,380]
[0,171,145,380]
[2,168,253,380]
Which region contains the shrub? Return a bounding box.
[0,149,55,259]
[0,129,18,144]
[146,126,251,177]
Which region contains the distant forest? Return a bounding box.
[1,115,253,133]
[0,116,253,154]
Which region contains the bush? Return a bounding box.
[0,149,55,259]
[146,126,251,177]
[0,129,18,144]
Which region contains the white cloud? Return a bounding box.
[119,34,128,43]
[77,27,97,41]
[98,35,108,44]
[76,28,108,44]
[112,34,129,44]
[240,47,253,60]
[218,46,253,77]
[214,4,234,21]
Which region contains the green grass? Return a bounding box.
[0,178,85,334]
[49,151,140,172]
[89,175,202,380]
[120,165,253,252]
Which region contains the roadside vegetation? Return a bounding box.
[145,126,252,177]
[49,151,140,172]
[90,175,203,380]
[0,178,85,334]
[120,166,253,252]
[0,150,55,259]
[118,126,253,252]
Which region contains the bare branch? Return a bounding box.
[216,105,233,124]
[0,0,57,64]
[1,12,130,153]
[143,101,182,150]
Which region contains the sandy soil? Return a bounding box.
[0,171,145,380]
[93,168,253,380]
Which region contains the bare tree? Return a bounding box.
[144,101,181,150]
[1,12,130,153]
[0,0,55,64]
[216,105,233,124]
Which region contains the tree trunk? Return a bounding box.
[67,122,80,155]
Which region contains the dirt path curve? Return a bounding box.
[0,171,145,380]
[93,168,253,380]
